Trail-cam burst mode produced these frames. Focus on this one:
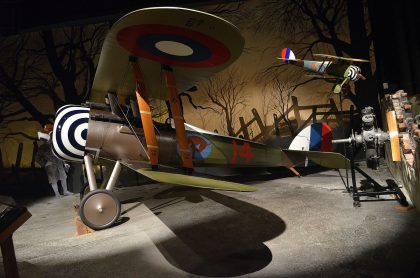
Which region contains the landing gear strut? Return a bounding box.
[80,156,122,230]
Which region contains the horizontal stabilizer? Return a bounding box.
[133,168,256,192]
[282,149,350,169]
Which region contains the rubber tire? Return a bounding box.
[80,189,121,230]
[80,182,90,200]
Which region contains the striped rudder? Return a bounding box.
[289,122,332,152]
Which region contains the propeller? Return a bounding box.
[386,111,401,161]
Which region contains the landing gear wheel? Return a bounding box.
[80,189,121,230]
[80,182,90,200]
[333,84,342,94]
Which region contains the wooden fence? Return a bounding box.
[235,96,355,141]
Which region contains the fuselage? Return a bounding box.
[52,104,289,169]
[288,59,361,81]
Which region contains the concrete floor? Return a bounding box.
[2,166,420,277]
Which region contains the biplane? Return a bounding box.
[279,48,370,94]
[51,7,350,230]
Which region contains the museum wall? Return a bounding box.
[0,0,376,170]
[383,92,420,210]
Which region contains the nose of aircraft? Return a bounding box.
[52,105,90,162]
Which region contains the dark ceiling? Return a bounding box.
[0,0,231,35]
[1,0,418,94]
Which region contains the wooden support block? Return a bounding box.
[73,205,94,236]
[395,204,414,212]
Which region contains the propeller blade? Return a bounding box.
[358,73,366,80]
[386,111,401,162]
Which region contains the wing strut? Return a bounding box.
[129,56,159,169]
[162,64,194,172]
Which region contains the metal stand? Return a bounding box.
[345,142,408,207]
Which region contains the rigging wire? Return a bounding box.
[114,61,149,160]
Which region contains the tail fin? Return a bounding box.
[280,47,296,63]
[289,122,332,152]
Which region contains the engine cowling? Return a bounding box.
[52,105,90,162]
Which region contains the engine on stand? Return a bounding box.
[333,107,390,170]
[332,107,407,207]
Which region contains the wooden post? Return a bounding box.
[0,148,3,169]
[31,141,38,168]
[274,114,280,136]
[291,96,302,127]
[239,117,250,140]
[15,143,23,169]
[252,108,265,134]
[312,106,317,123]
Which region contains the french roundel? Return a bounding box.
[52,105,90,162]
[116,24,231,68]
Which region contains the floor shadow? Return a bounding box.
[150,187,286,277]
[112,216,130,227]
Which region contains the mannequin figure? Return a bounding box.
[36,126,71,197]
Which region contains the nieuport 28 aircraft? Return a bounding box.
[279,48,370,94]
[51,7,350,230]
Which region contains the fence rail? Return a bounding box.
[235,96,355,141]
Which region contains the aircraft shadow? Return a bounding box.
[149,187,286,277]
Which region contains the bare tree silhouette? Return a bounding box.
[267,72,303,136]
[199,69,247,136]
[0,23,108,143]
[39,23,108,105]
[0,34,52,127]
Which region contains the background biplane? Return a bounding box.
[279,48,370,94]
[50,7,350,230]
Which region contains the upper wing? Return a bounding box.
[313,53,369,63]
[91,7,245,103]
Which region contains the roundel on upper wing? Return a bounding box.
[116,24,231,68]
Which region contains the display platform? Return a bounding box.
[3,166,420,277]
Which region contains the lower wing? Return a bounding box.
[122,162,256,192]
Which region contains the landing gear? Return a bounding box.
[80,156,122,230]
[80,189,121,230]
[333,83,342,94]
